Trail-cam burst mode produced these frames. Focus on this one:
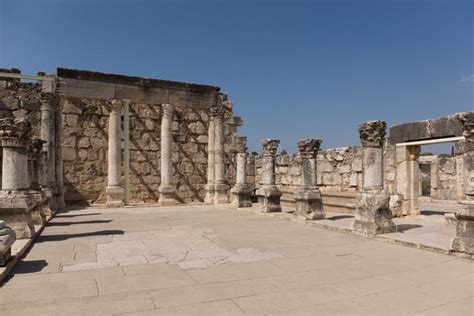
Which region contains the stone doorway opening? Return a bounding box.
[395,136,463,217]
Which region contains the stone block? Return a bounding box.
[351,191,396,236]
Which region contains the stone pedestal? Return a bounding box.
[159,104,176,206]
[256,139,282,213]
[294,139,324,220]
[450,111,474,255]
[0,118,36,239]
[0,220,16,267]
[352,120,396,236]
[231,153,252,207]
[106,100,124,207]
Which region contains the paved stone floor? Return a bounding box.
[0,204,473,315]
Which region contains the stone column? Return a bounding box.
[0,118,35,239]
[351,120,396,236]
[396,145,421,216]
[29,139,47,225]
[256,139,282,212]
[204,107,216,204]
[159,104,176,205]
[294,139,324,220]
[106,100,124,207]
[40,93,57,211]
[450,111,474,256]
[55,103,66,209]
[230,152,252,207]
[213,99,229,204]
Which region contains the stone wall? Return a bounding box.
[419,156,459,201]
[0,69,243,205]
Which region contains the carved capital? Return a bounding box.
[210,106,222,117]
[109,99,123,112]
[162,104,174,119]
[358,120,387,147]
[235,136,247,153]
[261,139,280,157]
[0,117,31,148]
[297,138,322,159]
[40,92,57,111]
[457,111,474,139]
[28,139,46,160]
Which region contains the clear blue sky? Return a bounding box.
[1,0,472,153]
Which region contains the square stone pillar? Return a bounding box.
[294,139,324,220]
[159,104,176,206]
[0,220,15,266]
[352,120,396,236]
[450,112,474,256]
[231,152,253,207]
[256,139,282,213]
[396,145,421,216]
[106,100,124,207]
[0,118,36,239]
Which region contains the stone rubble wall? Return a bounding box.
[420,156,459,201]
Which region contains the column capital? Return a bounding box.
[297,138,322,159]
[162,104,174,118]
[235,136,247,153]
[40,92,58,111]
[358,120,387,147]
[210,106,223,117]
[28,139,46,160]
[261,139,280,157]
[109,99,123,112]
[0,117,31,147]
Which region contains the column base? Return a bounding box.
[230,185,253,208]
[214,184,229,204]
[256,185,282,213]
[30,191,47,226]
[0,191,36,239]
[294,189,324,220]
[159,186,176,206]
[43,188,57,216]
[450,202,474,255]
[0,221,15,267]
[204,184,215,204]
[402,198,420,216]
[56,186,67,210]
[106,186,124,208]
[351,190,396,236]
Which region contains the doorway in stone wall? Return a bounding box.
[396,137,461,217]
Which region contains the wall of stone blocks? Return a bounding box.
[419,156,460,201]
[61,97,242,204]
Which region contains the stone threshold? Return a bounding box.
[0,217,51,283]
[228,205,473,261]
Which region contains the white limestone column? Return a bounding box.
[204,109,216,204]
[106,100,124,207]
[352,120,395,235]
[256,139,282,212]
[55,104,66,209]
[236,153,247,185]
[159,104,176,205]
[213,102,229,204]
[450,111,474,255]
[40,93,57,209]
[294,139,324,220]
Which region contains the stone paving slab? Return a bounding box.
[0,203,472,315]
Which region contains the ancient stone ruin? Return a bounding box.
[0,67,472,271]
